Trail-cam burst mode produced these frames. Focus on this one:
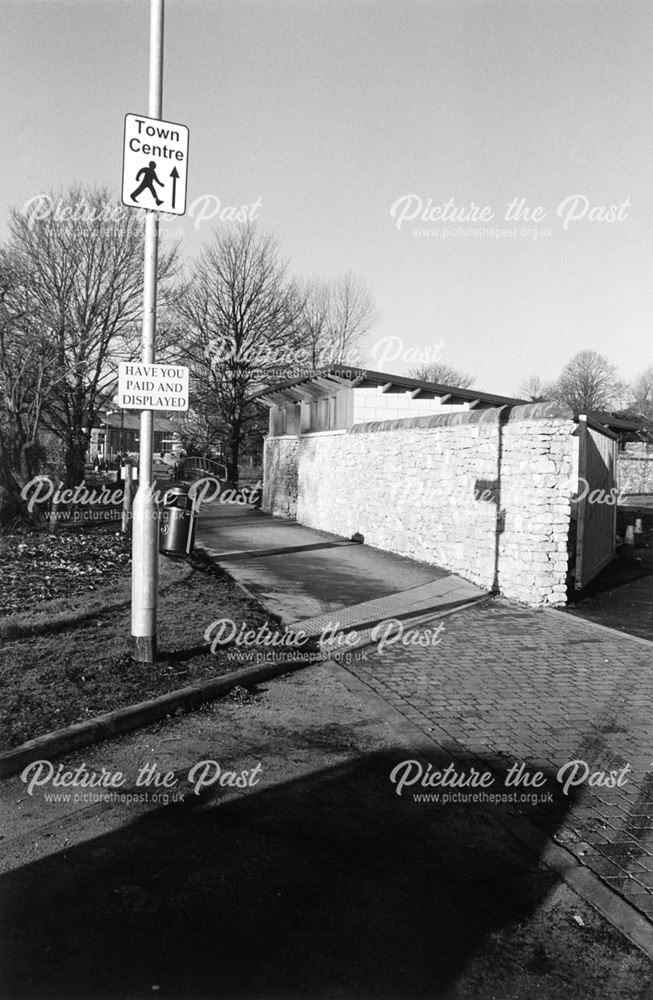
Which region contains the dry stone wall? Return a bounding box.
[262,434,299,518]
[262,403,577,606]
[618,443,653,495]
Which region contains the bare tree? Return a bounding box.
[629,365,653,420]
[7,186,178,485]
[173,406,224,459]
[553,350,625,412]
[408,362,475,388]
[325,271,376,362]
[517,375,556,402]
[296,278,331,369]
[297,272,376,369]
[176,223,302,482]
[0,247,63,518]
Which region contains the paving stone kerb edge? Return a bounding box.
[547,606,653,650]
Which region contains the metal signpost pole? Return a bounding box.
[131,0,164,663]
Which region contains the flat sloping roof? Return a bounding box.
[585,411,647,432]
[585,411,653,441]
[253,365,527,409]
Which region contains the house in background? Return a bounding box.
[88,409,181,463]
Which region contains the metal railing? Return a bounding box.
[177,456,228,482]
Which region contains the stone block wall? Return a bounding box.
[262,434,300,517]
[618,443,653,494]
[494,405,577,605]
[262,403,578,606]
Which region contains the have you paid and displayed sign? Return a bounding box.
[117,362,189,411]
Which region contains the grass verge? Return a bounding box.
[0,537,282,751]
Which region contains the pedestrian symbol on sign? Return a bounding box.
[122,114,189,216]
[131,160,164,207]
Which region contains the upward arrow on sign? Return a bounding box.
[122,114,189,216]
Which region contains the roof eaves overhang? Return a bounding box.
[313,375,347,392]
[253,364,527,408]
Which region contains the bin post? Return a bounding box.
[159,484,197,557]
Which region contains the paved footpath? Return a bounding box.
[197,503,653,924]
[345,599,653,921]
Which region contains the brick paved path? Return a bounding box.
[346,599,653,920]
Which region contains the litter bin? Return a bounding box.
[159,484,197,556]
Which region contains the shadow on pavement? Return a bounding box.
[568,542,653,600]
[214,539,360,561]
[563,533,653,642]
[1,749,572,1000]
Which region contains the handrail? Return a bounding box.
[177,456,228,481]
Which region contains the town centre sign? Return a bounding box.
[117,361,189,411]
[122,113,189,216]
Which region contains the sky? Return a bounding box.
[1,0,651,397]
